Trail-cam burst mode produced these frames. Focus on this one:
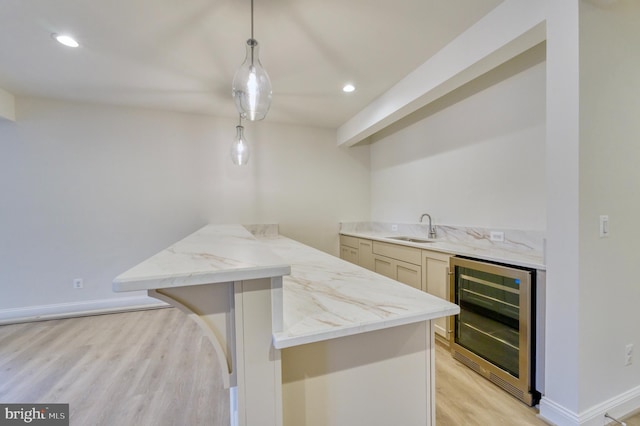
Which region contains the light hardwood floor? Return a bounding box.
[1,308,638,426]
[0,308,229,425]
[434,341,544,426]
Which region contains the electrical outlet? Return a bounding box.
[73,278,83,289]
[625,344,633,366]
[490,231,505,242]
[391,224,398,232]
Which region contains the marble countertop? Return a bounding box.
[340,229,545,270]
[112,224,291,292]
[255,233,459,349]
[113,224,459,349]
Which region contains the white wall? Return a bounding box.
[369,43,546,231]
[0,97,370,316]
[0,87,15,121]
[236,121,371,251]
[541,1,640,424]
[578,0,640,415]
[540,0,582,422]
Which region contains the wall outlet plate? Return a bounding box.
[600,215,610,237]
[625,343,633,366]
[490,231,505,242]
[391,224,398,231]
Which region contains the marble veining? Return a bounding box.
[113,224,290,291]
[340,221,545,269]
[113,224,459,350]
[256,234,459,349]
[244,223,279,237]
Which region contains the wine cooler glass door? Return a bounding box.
[450,256,533,403]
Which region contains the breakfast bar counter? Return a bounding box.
[113,224,459,426]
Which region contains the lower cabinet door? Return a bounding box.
[358,239,375,271]
[395,260,422,290]
[373,255,396,280]
[374,256,422,290]
[423,251,452,340]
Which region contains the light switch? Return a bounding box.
[599,215,609,237]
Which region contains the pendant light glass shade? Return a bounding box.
[232,38,272,121]
[230,118,250,166]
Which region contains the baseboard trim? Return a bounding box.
[0,296,169,325]
[580,384,640,426]
[539,397,578,426]
[540,384,640,426]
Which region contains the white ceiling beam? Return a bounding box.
[0,87,16,122]
[337,0,547,147]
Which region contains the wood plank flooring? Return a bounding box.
[0,308,229,425]
[435,342,546,425]
[0,308,638,425]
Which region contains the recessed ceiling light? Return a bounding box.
[342,84,355,93]
[52,34,79,48]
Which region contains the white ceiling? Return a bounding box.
[0,0,504,128]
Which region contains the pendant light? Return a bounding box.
[232,0,272,121]
[230,114,250,166]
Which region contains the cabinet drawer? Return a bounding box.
[421,249,451,263]
[373,241,421,265]
[340,245,359,264]
[340,234,359,249]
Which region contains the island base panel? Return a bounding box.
[233,278,283,426]
[281,321,434,426]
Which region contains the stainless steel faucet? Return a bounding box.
[420,213,437,239]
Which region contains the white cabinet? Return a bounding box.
[422,250,452,341]
[373,241,422,290]
[358,239,375,271]
[341,245,359,264]
[372,255,422,289]
[373,255,394,278]
[340,236,454,341]
[396,261,422,290]
[340,235,359,264]
[340,235,375,272]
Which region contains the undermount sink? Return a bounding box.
[386,236,436,244]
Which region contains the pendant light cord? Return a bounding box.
[249,0,255,65]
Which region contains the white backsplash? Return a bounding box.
[244,223,280,237]
[340,221,545,257]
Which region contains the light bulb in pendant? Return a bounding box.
[231,119,250,166]
[232,39,272,121]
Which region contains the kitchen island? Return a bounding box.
[113,224,459,426]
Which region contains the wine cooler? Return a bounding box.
[449,256,539,405]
